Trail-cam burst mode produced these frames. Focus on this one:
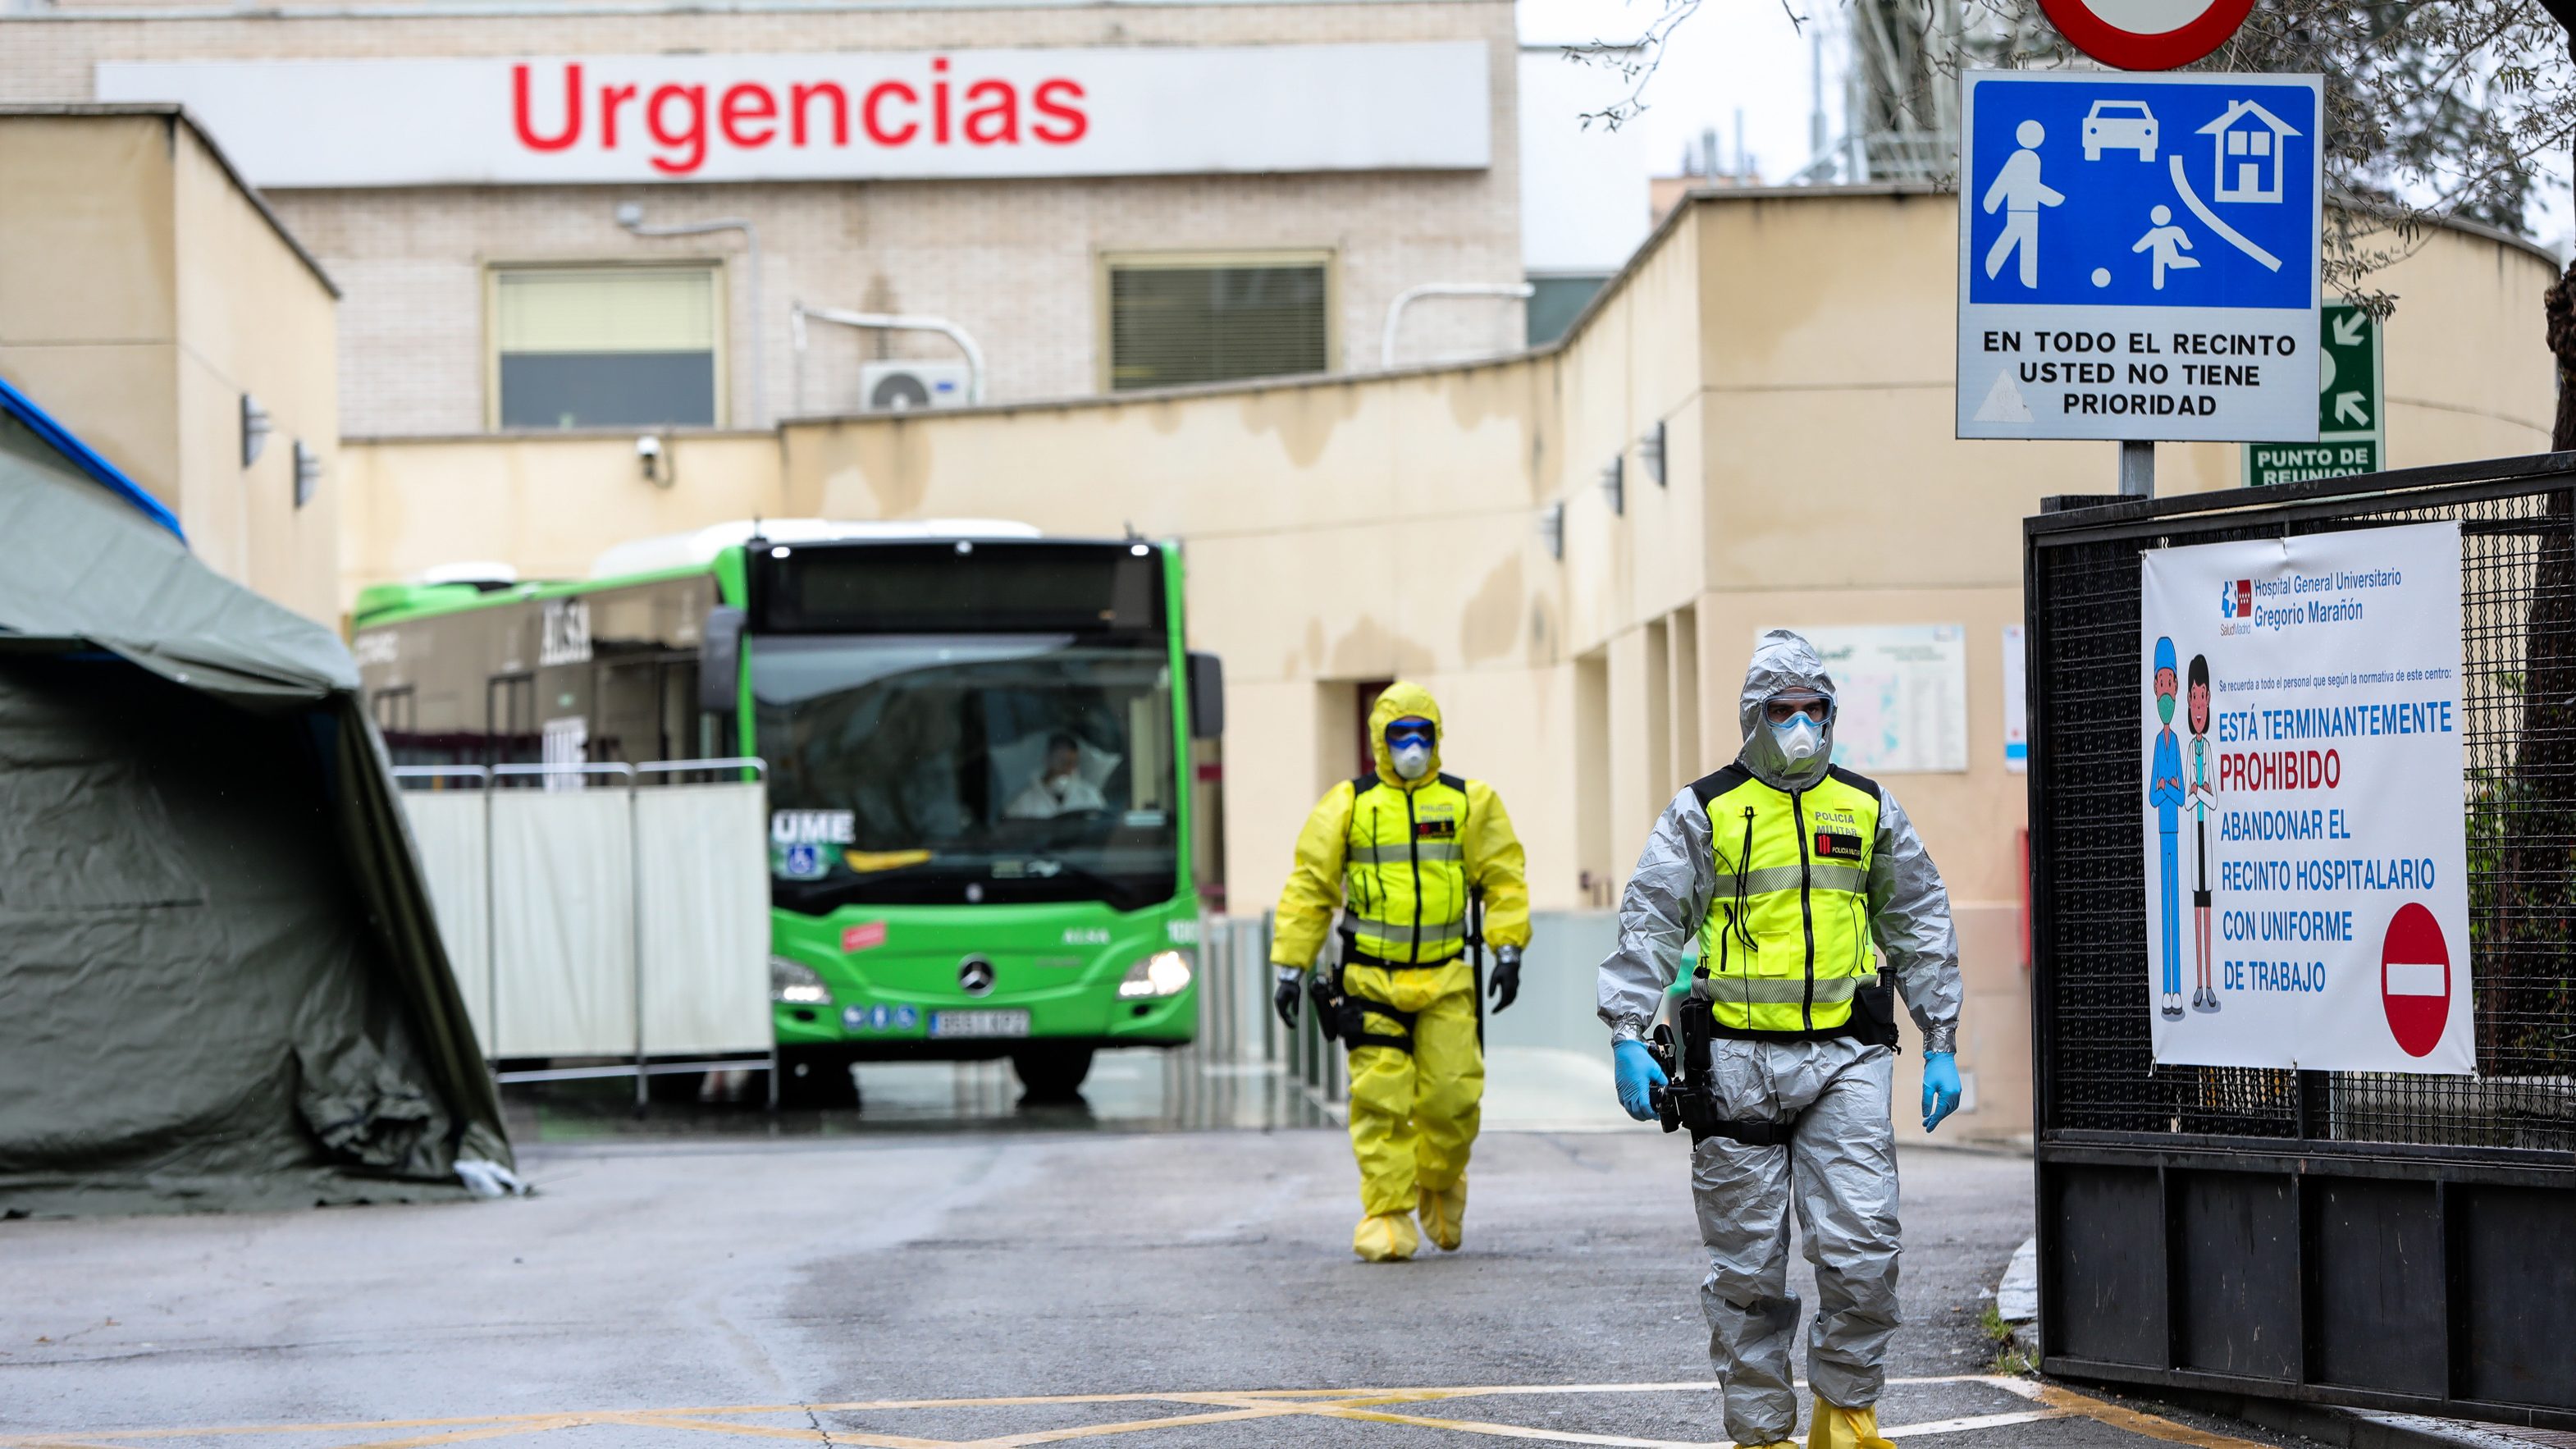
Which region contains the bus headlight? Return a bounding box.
[770,955,833,1005]
[1117,949,1194,999]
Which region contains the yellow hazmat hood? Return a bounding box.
[1367,680,1445,788]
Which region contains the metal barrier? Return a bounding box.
[393,758,773,1108]
[1192,910,1629,1123]
[2025,458,2576,1429]
[1193,912,1345,1113]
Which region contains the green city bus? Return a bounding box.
[352,520,1222,1104]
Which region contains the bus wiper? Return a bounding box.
[1016,858,1148,908]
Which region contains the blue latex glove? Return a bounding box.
[1921,1052,1962,1132]
[1613,1039,1667,1122]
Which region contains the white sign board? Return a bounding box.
[96,43,1491,188]
[2139,522,2472,1073]
[1957,70,2323,443]
[1793,625,1969,775]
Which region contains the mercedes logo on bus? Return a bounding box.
[957,956,998,996]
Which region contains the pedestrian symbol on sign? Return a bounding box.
[2132,205,2199,289]
[1980,120,2064,289]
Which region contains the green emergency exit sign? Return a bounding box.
[2244,302,2382,487]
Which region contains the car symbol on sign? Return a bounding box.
[2082,101,2158,162]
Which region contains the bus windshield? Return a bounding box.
[754,633,1178,912]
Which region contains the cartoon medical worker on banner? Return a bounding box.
[2149,636,2185,1020]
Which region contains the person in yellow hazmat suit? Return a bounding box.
[1269,681,1531,1263]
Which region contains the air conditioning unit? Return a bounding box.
[859,360,972,413]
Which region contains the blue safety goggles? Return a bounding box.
[1384,718,1436,750]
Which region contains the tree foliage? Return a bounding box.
[1559,0,2576,308]
[1987,0,2576,305]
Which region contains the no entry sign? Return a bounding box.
[2381,902,2451,1058]
[2039,0,2259,71]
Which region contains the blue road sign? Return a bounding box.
[1957,71,2323,444]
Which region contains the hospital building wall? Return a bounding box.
[338,188,2559,1140]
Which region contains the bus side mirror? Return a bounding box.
[699,606,746,715]
[1188,651,1225,740]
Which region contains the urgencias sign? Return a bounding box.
[97,43,1492,187]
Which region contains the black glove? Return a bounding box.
[1273,968,1304,1031]
[1487,946,1522,1013]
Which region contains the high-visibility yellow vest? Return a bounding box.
[1341,772,1473,966]
[1692,763,1882,1037]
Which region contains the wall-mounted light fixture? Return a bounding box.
[292,441,320,509]
[1601,453,1625,517]
[1540,501,1566,560]
[1640,420,1667,487]
[241,395,272,468]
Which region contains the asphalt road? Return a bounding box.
[1,1067,2311,1448]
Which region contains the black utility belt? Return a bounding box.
[1694,973,1904,1051]
[1331,993,1418,1054]
[1342,946,1467,970]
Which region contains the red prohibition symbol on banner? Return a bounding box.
[2036,0,2259,71]
[2380,902,2451,1058]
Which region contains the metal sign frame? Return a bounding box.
[2023,455,2576,1431]
[1957,69,2324,446]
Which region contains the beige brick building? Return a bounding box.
[0,107,341,620]
[0,0,1528,437]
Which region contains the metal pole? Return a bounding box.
[2119,440,2156,498]
[484,769,498,1083]
[630,772,648,1115]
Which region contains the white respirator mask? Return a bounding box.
[1770,715,1825,769]
[1390,740,1434,781]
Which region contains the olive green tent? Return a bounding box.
[0,385,512,1215]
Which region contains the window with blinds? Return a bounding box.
[1105,256,1331,391]
[491,267,720,430]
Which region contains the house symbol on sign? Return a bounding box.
[2198,101,2299,203]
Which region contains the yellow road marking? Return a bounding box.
[314,1415,599,1449]
[603,1412,955,1447]
[960,1405,1332,1447]
[2030,1384,2281,1447]
[2,1374,2283,1449]
[2,1414,591,1445]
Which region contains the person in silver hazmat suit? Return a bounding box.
[1598,629,1964,1449]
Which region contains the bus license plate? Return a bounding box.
[929,1009,1030,1040]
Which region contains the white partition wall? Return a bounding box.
[400,788,492,1048]
[491,788,639,1059]
[395,764,771,1081]
[634,782,771,1055]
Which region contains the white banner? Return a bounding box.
[96,43,1491,188]
[2139,521,2472,1073]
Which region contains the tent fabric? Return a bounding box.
[0,409,345,699]
[0,417,511,1216]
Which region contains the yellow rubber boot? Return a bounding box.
[1418,1178,1467,1252]
[1352,1212,1419,1263]
[1808,1395,1897,1449]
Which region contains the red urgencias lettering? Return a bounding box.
[511,61,1090,174]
